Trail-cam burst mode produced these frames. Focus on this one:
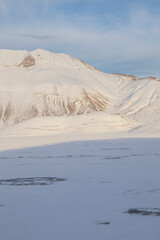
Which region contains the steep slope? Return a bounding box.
[115,76,160,123]
[0,49,160,133]
[0,49,116,127]
[131,117,160,135]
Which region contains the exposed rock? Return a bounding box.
[18,54,35,68]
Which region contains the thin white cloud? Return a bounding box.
[1,4,160,77]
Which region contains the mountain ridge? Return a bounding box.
[0,49,160,134]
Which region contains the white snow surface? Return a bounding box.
[0,112,140,137]
[0,134,160,240]
[0,49,160,240]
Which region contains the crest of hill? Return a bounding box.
[0,49,97,71]
[0,48,160,135]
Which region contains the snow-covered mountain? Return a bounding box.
[0,49,160,134]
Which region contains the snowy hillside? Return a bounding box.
[0,49,160,134]
[0,112,140,137]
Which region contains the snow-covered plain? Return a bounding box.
[0,49,160,240]
[0,135,160,240]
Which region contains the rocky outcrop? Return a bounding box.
[18,54,35,68]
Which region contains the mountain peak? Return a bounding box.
[0,49,97,71]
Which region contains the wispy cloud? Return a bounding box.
[14,33,53,40]
[0,1,160,77]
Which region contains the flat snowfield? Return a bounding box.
[0,134,160,240]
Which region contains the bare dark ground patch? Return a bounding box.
[98,221,110,225]
[0,177,66,186]
[125,208,160,216]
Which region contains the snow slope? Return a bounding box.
[0,49,115,127]
[0,49,160,134]
[131,117,160,135]
[0,112,140,137]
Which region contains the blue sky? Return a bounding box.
[1,0,160,77]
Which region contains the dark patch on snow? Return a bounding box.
[97,221,110,225]
[0,177,66,186]
[147,188,160,193]
[101,148,130,151]
[104,155,128,160]
[131,153,150,157]
[100,181,113,184]
[125,208,160,216]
